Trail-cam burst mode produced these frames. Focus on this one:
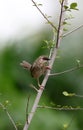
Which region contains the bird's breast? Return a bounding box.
[30,64,46,78]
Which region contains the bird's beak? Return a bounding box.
[47,58,50,60]
[43,57,50,61]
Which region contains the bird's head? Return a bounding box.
[38,56,50,64]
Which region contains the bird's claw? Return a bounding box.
[45,66,51,70]
[39,85,44,90]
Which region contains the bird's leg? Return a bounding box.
[37,78,40,87]
[37,78,44,90]
[30,84,39,92]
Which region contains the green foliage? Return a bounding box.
[70,2,78,10]
[0,30,83,130]
[42,40,55,49]
[32,2,42,7]
[64,2,78,11]
[76,59,81,67]
[63,2,78,30]
[63,91,75,97]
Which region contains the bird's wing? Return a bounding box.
[20,60,31,70]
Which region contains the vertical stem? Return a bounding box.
[56,0,66,48]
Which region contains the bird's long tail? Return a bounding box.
[20,60,31,70]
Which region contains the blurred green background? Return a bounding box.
[0,27,83,130]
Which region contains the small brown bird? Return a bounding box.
[20,56,50,86]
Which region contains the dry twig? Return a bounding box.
[63,24,83,37]
[49,65,83,76]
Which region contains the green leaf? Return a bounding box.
[63,28,68,31]
[64,5,69,10]
[63,21,67,25]
[38,4,43,6]
[70,2,78,10]
[42,40,55,49]
[76,59,81,66]
[59,0,62,4]
[33,2,43,7]
[63,91,75,97]
[63,91,69,96]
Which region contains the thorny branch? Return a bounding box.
[23,0,68,130]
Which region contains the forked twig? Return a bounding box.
[63,24,83,37]
[30,84,38,92]
[23,1,68,130]
[0,102,18,130]
[49,65,83,76]
[31,0,57,31]
[38,105,83,111]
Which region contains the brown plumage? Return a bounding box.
[20,55,50,86]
